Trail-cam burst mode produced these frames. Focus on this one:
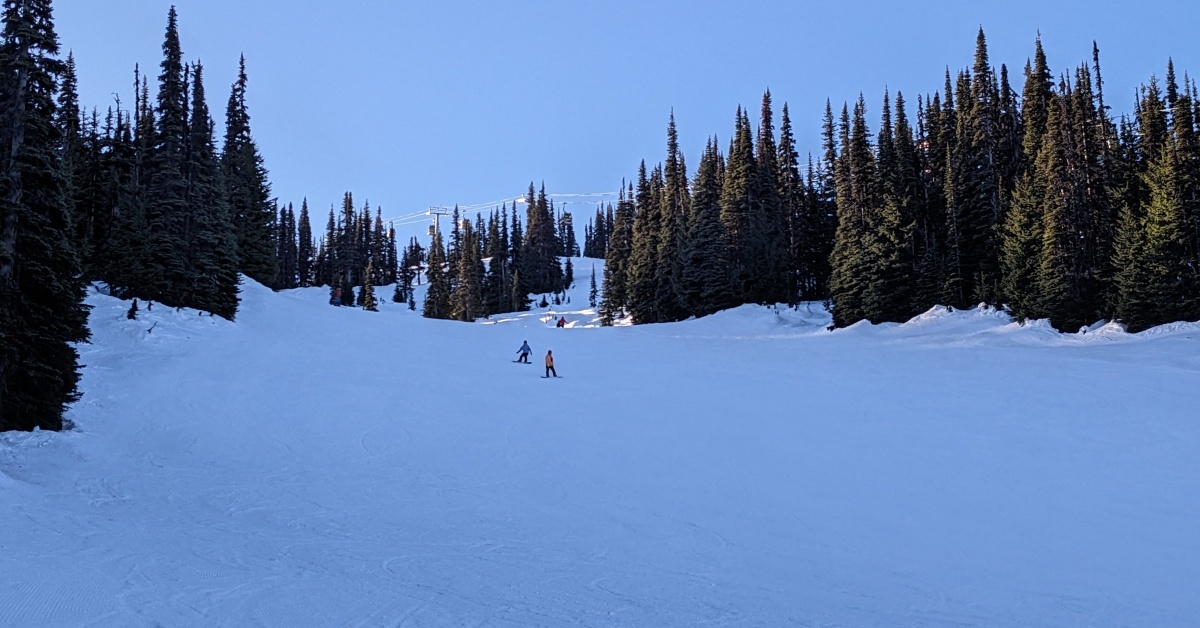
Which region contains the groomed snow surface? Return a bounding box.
[3,258,1199,627]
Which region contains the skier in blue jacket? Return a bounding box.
[516,340,532,363]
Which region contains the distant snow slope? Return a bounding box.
[2,259,1198,627]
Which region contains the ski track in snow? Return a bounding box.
[2,259,1199,627]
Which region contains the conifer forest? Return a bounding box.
[2,1,1199,432]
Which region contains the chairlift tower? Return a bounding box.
[426,206,451,236]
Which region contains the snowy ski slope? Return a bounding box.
[2,259,1198,627]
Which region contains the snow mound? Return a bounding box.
[651,302,832,338]
[1136,320,1200,336]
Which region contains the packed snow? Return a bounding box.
[2,259,1198,627]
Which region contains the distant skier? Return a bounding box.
[331,286,343,306]
[516,340,532,363]
[556,316,566,328]
[544,350,557,378]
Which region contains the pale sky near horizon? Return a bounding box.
[55,0,1200,240]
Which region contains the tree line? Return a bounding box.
[1,3,275,431]
[416,183,579,321]
[5,10,1198,434]
[269,179,582,321]
[595,30,1200,333]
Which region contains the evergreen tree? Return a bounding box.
[0,0,90,431]
[558,210,579,257]
[423,227,451,319]
[750,90,789,304]
[655,112,690,321]
[142,6,190,304]
[599,183,635,324]
[336,192,358,290]
[55,52,84,256]
[386,221,398,285]
[450,219,483,321]
[720,106,756,301]
[222,54,276,287]
[1022,36,1054,168]
[829,98,879,327]
[520,183,562,294]
[183,62,238,318]
[962,28,1004,305]
[297,198,313,286]
[101,106,153,300]
[1000,171,1046,321]
[626,163,659,323]
[1114,141,1196,330]
[1167,64,1200,287]
[1035,91,1095,330]
[482,206,511,315]
[588,264,598,308]
[913,88,954,309]
[70,109,109,280]
[806,100,839,301]
[682,138,734,316]
[361,262,377,311]
[866,91,919,322]
[510,268,529,312]
[776,103,804,304]
[319,206,336,286]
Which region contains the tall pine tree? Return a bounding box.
[0,0,90,431]
[222,54,275,288]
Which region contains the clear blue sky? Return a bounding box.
[55,0,1200,239]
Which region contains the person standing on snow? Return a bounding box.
[556,316,566,328]
[544,350,558,378]
[516,340,532,363]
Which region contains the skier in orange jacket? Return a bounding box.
[544,350,557,378]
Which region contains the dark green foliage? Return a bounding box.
[1000,172,1045,320]
[361,262,377,311]
[682,138,734,316]
[866,91,920,323]
[776,103,804,305]
[222,55,276,288]
[1022,37,1053,166]
[520,183,563,294]
[588,264,597,308]
[0,0,90,431]
[583,205,611,258]
[798,101,839,301]
[829,98,880,326]
[586,33,1197,331]
[599,184,634,325]
[653,112,689,321]
[276,204,297,289]
[627,163,660,323]
[450,219,483,321]
[558,210,578,257]
[182,62,239,319]
[749,90,790,305]
[297,198,313,286]
[1114,143,1197,330]
[142,6,189,303]
[1034,93,1093,330]
[482,205,513,315]
[510,268,529,312]
[423,228,451,319]
[719,106,756,302]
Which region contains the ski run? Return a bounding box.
[2,258,1198,627]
